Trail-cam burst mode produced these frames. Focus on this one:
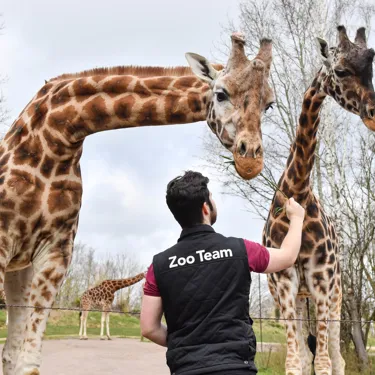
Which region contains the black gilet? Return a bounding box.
[153,224,257,375]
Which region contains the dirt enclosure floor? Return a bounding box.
[0,338,169,375]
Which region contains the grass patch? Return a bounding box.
[255,347,375,374]
[0,310,141,339]
[255,350,285,375]
[252,320,286,344]
[367,336,375,347]
[46,310,141,337]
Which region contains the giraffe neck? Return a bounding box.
[279,71,327,201]
[109,272,145,292]
[6,67,212,159]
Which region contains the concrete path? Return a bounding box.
[0,338,168,375]
[0,338,284,374]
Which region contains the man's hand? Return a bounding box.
[286,197,305,222]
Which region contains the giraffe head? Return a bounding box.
[186,33,274,180]
[317,25,375,130]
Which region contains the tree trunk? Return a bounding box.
[347,289,369,371]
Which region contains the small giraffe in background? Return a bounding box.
[79,272,145,340]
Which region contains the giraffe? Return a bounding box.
[263,26,374,375]
[78,271,145,340]
[0,32,274,375]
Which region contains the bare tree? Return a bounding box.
[58,243,145,312]
[203,0,375,367]
[249,275,274,318]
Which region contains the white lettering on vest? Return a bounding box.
[220,248,233,258]
[212,250,220,259]
[168,249,234,268]
[178,257,186,266]
[169,255,178,268]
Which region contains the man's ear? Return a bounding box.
[185,53,220,83]
[202,201,210,216]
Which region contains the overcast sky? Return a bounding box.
[0,0,267,268]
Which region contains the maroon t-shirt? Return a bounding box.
[144,239,269,297]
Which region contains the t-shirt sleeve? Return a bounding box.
[143,264,161,297]
[243,239,270,273]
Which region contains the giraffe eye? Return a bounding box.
[334,69,350,78]
[215,91,228,102]
[265,102,274,113]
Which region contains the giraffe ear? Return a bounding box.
[316,37,329,59]
[316,37,332,68]
[185,53,220,83]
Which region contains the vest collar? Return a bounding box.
[178,224,215,242]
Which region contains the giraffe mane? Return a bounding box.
[49,64,224,81]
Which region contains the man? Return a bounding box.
[141,171,305,375]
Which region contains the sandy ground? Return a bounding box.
[0,338,169,375]
[0,338,283,374]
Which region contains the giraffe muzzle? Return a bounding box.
[361,105,375,130]
[233,139,264,180]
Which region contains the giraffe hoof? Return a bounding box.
[107,337,112,340]
[100,336,105,340]
[80,336,88,340]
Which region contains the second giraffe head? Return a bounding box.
[186,33,274,180]
[317,25,375,130]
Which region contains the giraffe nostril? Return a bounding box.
[239,141,247,156]
[255,146,262,156]
[370,109,375,118]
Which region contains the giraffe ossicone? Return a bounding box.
[264,25,374,375]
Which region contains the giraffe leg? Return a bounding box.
[328,280,345,375]
[105,312,111,340]
[296,297,312,375]
[2,267,34,375]
[272,268,302,375]
[83,311,89,339]
[308,274,332,375]
[78,311,83,337]
[312,298,331,375]
[100,311,105,340]
[79,311,89,340]
[13,249,71,375]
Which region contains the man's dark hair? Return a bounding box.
[166,171,213,228]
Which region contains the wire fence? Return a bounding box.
[0,303,374,324]
[0,303,141,315]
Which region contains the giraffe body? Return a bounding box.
[263,26,374,375]
[78,272,144,340]
[0,33,274,374]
